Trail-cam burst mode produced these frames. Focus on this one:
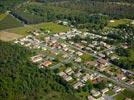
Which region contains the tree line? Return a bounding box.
[0,41,80,100]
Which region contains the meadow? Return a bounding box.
[107,19,132,27]
[7,22,69,35]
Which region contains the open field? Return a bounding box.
[7,22,69,35]
[0,14,23,30]
[0,13,7,21]
[107,19,131,27]
[0,31,22,41]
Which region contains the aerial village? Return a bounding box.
[14,24,134,100]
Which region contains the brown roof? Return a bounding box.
[41,61,52,67]
[85,61,96,66]
[97,59,107,64]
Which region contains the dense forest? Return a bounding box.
[0,0,27,12]
[0,0,134,30]
[0,41,81,100]
[12,2,109,30]
[111,46,134,70]
[36,0,134,3]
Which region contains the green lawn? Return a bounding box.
[76,91,89,100]
[107,19,131,27]
[114,93,125,100]
[0,14,23,30]
[105,90,115,96]
[114,89,134,100]
[7,22,69,35]
[80,53,94,62]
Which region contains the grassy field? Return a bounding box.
[114,89,134,100]
[107,19,131,27]
[0,31,22,41]
[7,22,69,35]
[0,13,7,21]
[0,14,23,30]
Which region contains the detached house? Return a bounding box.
[40,61,52,67]
[97,59,109,67]
[31,55,43,63]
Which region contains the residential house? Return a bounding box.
[76,51,83,56]
[91,89,101,97]
[117,74,126,80]
[73,81,84,89]
[65,76,73,82]
[58,72,66,77]
[85,61,97,67]
[75,57,82,63]
[75,72,82,78]
[41,61,52,67]
[67,70,74,76]
[98,53,105,58]
[97,59,109,67]
[81,74,90,83]
[113,86,122,93]
[101,88,109,94]
[87,96,96,100]
[31,55,43,63]
[127,80,134,85]
[65,67,72,74]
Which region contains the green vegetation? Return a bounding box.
[106,90,115,96]
[93,80,107,90]
[107,25,134,45]
[80,54,94,62]
[114,89,134,100]
[109,25,134,70]
[0,41,81,100]
[7,22,69,35]
[114,93,126,100]
[0,0,27,12]
[113,46,134,70]
[12,2,109,30]
[107,19,131,27]
[1,0,134,30]
[0,14,23,30]
[0,0,134,30]
[0,13,7,21]
[78,80,93,99]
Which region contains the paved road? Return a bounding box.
[97,46,115,54]
[67,42,134,75]
[75,62,134,92]
[49,42,134,92]
[66,43,134,92]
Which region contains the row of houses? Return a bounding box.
[58,66,104,90]
[31,54,52,68]
[14,35,41,49]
